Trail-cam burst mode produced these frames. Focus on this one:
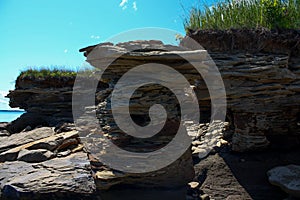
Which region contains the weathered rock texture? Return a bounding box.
[183,29,300,151]
[3,34,300,198]
[0,127,96,199]
[6,75,107,133]
[80,37,300,152]
[79,40,198,189]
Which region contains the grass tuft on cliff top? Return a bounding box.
[184,0,300,31]
[19,67,77,79]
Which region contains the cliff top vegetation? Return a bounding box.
[184,0,300,31]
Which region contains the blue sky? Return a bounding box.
[0,0,212,110]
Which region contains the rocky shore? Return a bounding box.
[1,31,300,199]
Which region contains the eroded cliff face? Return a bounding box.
[182,29,300,151]
[3,36,300,198]
[7,34,300,152]
[6,75,107,133]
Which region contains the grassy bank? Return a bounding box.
[19,67,77,79]
[184,0,300,31]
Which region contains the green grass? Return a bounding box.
[18,66,97,79]
[19,67,77,79]
[184,0,300,31]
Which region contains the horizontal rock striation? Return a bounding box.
[183,29,300,152]
[81,38,300,152]
[6,75,108,133]
[78,40,200,189]
[4,35,300,197]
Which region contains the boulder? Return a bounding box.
[267,165,300,198]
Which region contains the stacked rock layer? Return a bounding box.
[184,29,300,151]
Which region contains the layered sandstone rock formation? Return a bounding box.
[6,75,107,133]
[78,41,203,189]
[183,29,300,151]
[3,35,300,198]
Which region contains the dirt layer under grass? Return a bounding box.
[182,28,300,56]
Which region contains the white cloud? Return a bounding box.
[0,90,9,107]
[0,90,8,97]
[64,49,68,53]
[119,0,128,7]
[122,5,127,10]
[133,1,137,11]
[91,35,100,39]
[0,99,7,104]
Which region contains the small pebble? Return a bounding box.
[188,181,200,189]
[200,194,210,200]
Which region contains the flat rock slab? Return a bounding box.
[0,127,55,153]
[268,165,300,198]
[0,130,79,162]
[0,152,96,199]
[17,149,54,163]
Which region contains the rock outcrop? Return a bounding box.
[3,35,300,198]
[6,75,107,133]
[80,38,300,152]
[183,29,300,152]
[78,40,201,189]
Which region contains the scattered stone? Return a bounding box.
[192,140,202,146]
[17,149,54,163]
[200,194,210,200]
[188,181,200,189]
[267,165,300,198]
[57,149,71,157]
[22,125,32,132]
